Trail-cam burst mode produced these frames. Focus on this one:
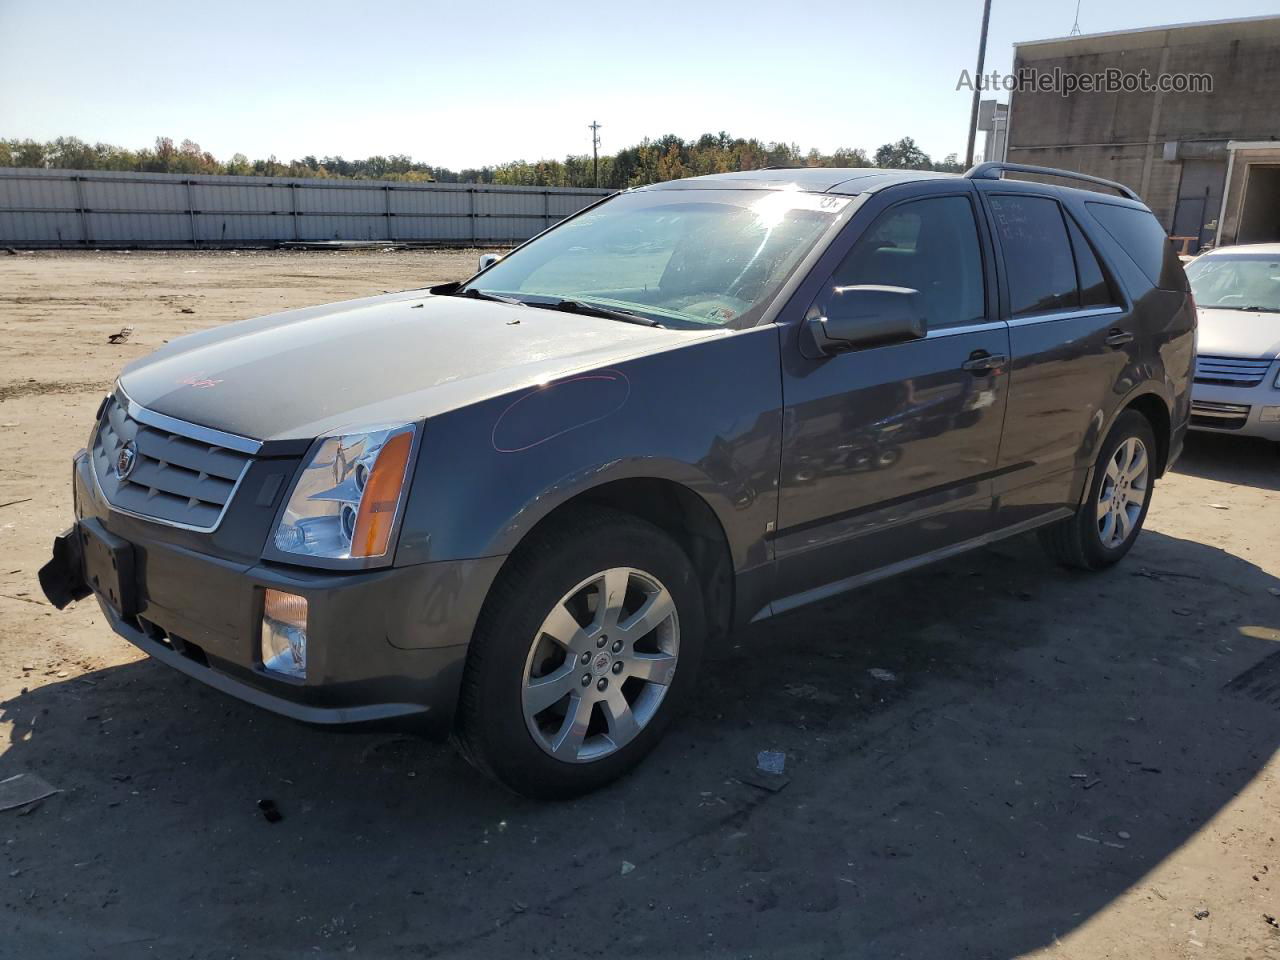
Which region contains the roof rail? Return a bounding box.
[963,162,1141,202]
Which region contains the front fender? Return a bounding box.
[394,326,783,573]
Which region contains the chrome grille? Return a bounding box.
[1194,355,1274,388]
[91,394,253,530]
[1190,400,1251,430]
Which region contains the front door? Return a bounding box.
[773,188,1009,611]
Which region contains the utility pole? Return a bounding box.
[589,120,601,188]
[964,0,994,169]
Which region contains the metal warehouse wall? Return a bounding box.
[0,168,615,248]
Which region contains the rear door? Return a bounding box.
[772,184,1009,610]
[974,184,1137,527]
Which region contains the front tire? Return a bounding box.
[453,506,705,799]
[1039,409,1157,570]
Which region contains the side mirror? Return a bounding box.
[805,285,927,357]
[478,252,503,271]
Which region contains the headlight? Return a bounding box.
[272,424,416,562]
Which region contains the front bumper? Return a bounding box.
[1190,375,1280,441]
[39,452,505,732]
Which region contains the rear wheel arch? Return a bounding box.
[1125,392,1172,477]
[1086,388,1172,486]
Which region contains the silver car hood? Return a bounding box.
[1196,308,1280,360]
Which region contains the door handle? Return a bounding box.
[961,350,1008,373]
[1105,328,1135,348]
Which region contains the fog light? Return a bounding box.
[1260,406,1280,423]
[262,589,307,679]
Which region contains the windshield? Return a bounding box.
[463,188,853,329]
[1185,253,1280,312]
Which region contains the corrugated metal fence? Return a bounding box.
[0,168,614,248]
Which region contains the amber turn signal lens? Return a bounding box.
[351,431,413,558]
[263,589,308,628]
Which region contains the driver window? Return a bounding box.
[820,196,986,329]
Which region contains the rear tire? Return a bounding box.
[453,506,705,799]
[1039,410,1157,570]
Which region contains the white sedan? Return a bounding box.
[1185,243,1280,442]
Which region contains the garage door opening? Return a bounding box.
[1237,165,1280,243]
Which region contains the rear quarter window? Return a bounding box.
[1086,202,1187,291]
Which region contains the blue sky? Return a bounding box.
[0,0,1276,168]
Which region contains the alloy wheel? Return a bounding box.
[1097,436,1149,549]
[521,567,679,763]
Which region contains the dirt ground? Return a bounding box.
[2,250,1279,959]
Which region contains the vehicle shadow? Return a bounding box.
[1173,430,1280,490]
[3,528,1278,958]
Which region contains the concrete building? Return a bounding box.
[978,99,1009,165]
[1005,15,1280,251]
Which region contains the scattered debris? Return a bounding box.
[1265,914,1278,929]
[1151,887,1169,901]
[620,861,636,876]
[410,302,424,309]
[1172,608,1194,617]
[1070,773,1089,780]
[1195,909,1210,920]
[1076,834,1100,844]
[739,769,791,793]
[1269,588,1280,597]
[1083,778,1101,790]
[360,734,417,765]
[512,901,527,913]
[756,751,786,775]
[0,498,32,510]
[1,594,44,606]
[1132,569,1201,583]
[1118,831,1131,840]
[868,668,897,682]
[179,307,195,314]
[0,773,60,813]
[257,798,283,823]
[784,683,839,704]
[1208,503,1230,510]
[107,326,134,344]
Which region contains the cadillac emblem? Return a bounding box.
[115,440,138,481]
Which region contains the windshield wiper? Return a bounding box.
[458,287,524,305]
[1204,303,1276,312]
[528,299,664,328]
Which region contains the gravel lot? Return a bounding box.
[2,250,1279,959]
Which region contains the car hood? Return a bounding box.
[120,291,717,442]
[1196,307,1280,360]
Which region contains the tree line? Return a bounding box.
[0,134,963,188]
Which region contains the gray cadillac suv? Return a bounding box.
[40,163,1195,798]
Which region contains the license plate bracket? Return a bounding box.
[79,518,136,618]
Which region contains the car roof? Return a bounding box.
[636,167,961,196]
[1199,243,1280,257]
